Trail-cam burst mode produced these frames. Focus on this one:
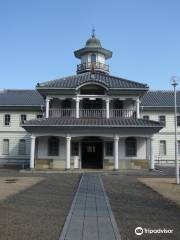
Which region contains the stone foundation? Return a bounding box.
[35,158,149,170]
[35,159,66,169]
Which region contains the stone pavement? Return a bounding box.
[59,173,121,240]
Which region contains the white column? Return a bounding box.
[30,135,36,169]
[45,97,50,118]
[75,97,80,118]
[114,135,119,170]
[66,135,71,169]
[149,137,155,170]
[136,98,140,118]
[106,98,110,119]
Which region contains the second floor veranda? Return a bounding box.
[45,97,140,119]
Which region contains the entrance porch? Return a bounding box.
[30,134,155,170]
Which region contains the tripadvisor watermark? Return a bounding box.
[135,227,174,236]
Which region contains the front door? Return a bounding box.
[81,141,103,169]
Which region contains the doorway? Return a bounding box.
[81,137,103,169]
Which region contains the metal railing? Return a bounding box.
[155,155,180,165]
[49,108,136,119]
[77,62,109,74]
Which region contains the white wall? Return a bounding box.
[0,110,42,165]
[37,136,147,161]
[81,53,106,64]
[37,137,66,160]
[141,110,180,164]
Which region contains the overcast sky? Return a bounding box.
[0,0,180,90]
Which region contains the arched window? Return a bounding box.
[91,54,96,63]
[48,137,59,156]
[125,137,137,156]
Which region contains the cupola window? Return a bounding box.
[91,54,96,63]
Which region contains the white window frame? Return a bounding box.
[71,142,79,156]
[143,115,149,120]
[159,115,166,127]
[2,139,9,155]
[20,114,27,124]
[4,114,11,126]
[19,139,26,155]
[36,114,43,119]
[178,141,180,155]
[159,140,166,156]
[105,142,114,157]
[177,116,180,127]
[48,137,59,156]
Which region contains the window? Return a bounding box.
[159,115,166,126]
[3,139,9,155]
[143,115,149,120]
[4,114,11,126]
[48,137,59,156]
[20,114,27,124]
[105,142,113,156]
[19,139,26,155]
[71,142,79,156]
[160,140,166,155]
[37,114,43,119]
[178,141,180,155]
[177,116,180,127]
[125,137,137,157]
[91,54,96,63]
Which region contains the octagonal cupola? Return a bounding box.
[74,29,112,74]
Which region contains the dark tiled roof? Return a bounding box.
[141,91,180,107]
[37,72,148,89]
[0,89,44,106]
[23,117,162,128]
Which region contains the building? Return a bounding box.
[0,33,164,170]
[0,90,44,167]
[141,91,180,165]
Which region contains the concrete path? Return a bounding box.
[59,173,121,240]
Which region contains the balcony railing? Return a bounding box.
[79,109,106,118]
[49,109,76,118]
[110,109,136,118]
[77,62,109,74]
[49,108,136,119]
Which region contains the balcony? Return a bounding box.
[77,62,109,74]
[49,108,136,119]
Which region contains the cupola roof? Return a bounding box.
[74,31,112,59]
[85,36,102,48]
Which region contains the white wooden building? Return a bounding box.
[0,33,170,170]
[141,91,180,165]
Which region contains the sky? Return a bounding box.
[0,0,180,90]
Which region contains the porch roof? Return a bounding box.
[22,117,162,128]
[36,72,148,90]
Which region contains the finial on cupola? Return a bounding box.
[92,27,96,38]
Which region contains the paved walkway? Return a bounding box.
[59,173,121,240]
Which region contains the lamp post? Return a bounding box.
[171,76,179,184]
